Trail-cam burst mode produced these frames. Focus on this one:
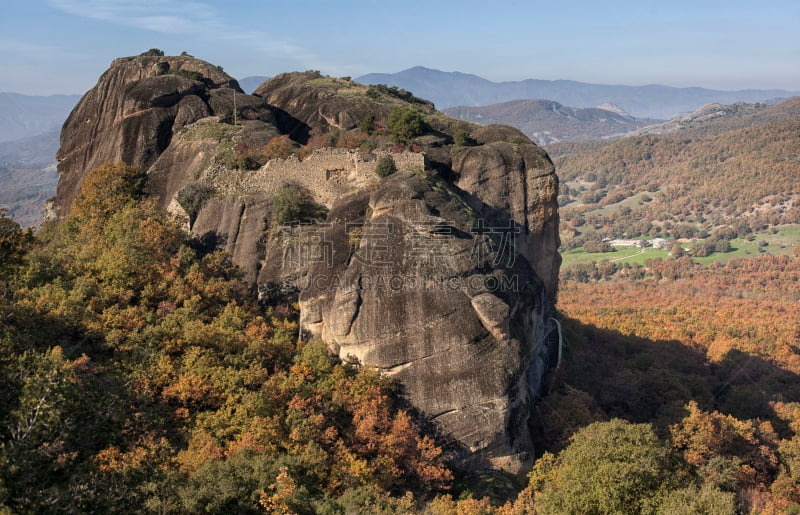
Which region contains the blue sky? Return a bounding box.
[1,0,798,95]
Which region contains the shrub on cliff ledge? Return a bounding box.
[453,130,477,147]
[388,107,427,142]
[271,184,326,225]
[167,69,203,81]
[139,48,165,57]
[374,155,397,178]
[263,135,298,161]
[177,182,214,228]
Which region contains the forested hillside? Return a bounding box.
[551,98,800,249]
[0,164,454,513]
[443,100,657,145]
[548,254,800,513]
[540,97,800,513]
[4,160,800,512]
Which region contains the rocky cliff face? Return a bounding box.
[56,55,561,475]
[298,172,553,473]
[55,54,273,216]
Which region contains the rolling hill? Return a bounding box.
[551,97,800,247]
[357,66,799,119]
[444,100,659,145]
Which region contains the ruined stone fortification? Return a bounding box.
[207,148,425,208]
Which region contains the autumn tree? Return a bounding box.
[0,210,32,297]
[70,162,145,223]
[670,401,779,492]
[531,419,680,514]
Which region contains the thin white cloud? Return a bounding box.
[49,0,217,34]
[0,39,89,62]
[48,0,352,74]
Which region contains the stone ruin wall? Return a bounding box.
[206,148,426,207]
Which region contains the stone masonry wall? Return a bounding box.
[205,148,426,207]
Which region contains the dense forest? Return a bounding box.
[3,159,800,513]
[1,164,456,513]
[549,253,800,514]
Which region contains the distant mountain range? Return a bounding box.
[0,95,71,227]
[0,92,80,143]
[629,101,794,137]
[0,127,61,227]
[2,69,797,226]
[238,76,269,94]
[356,67,799,119]
[444,100,660,145]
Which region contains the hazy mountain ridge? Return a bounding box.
[0,162,57,228]
[444,99,660,145]
[357,66,799,119]
[0,127,60,165]
[631,97,800,137]
[0,128,61,227]
[546,96,800,158]
[0,94,79,226]
[0,92,80,142]
[238,75,269,94]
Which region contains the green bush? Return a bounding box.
[225,153,260,170]
[532,419,679,514]
[359,115,375,135]
[374,155,397,178]
[453,130,476,147]
[365,84,417,103]
[387,107,427,141]
[140,48,165,57]
[271,185,326,225]
[168,69,203,81]
[177,182,214,227]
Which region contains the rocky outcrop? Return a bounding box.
[298,171,553,473]
[55,59,561,475]
[253,72,434,139]
[55,54,274,216]
[453,125,561,297]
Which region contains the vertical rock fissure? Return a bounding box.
[344,274,363,338]
[519,159,531,235]
[230,200,246,249]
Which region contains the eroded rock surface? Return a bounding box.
[56,55,274,216]
[299,171,552,473]
[453,125,561,297]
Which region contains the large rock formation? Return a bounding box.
[55,54,274,216]
[298,172,553,473]
[55,54,561,475]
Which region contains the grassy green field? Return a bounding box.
[561,224,799,268]
[585,191,656,217]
